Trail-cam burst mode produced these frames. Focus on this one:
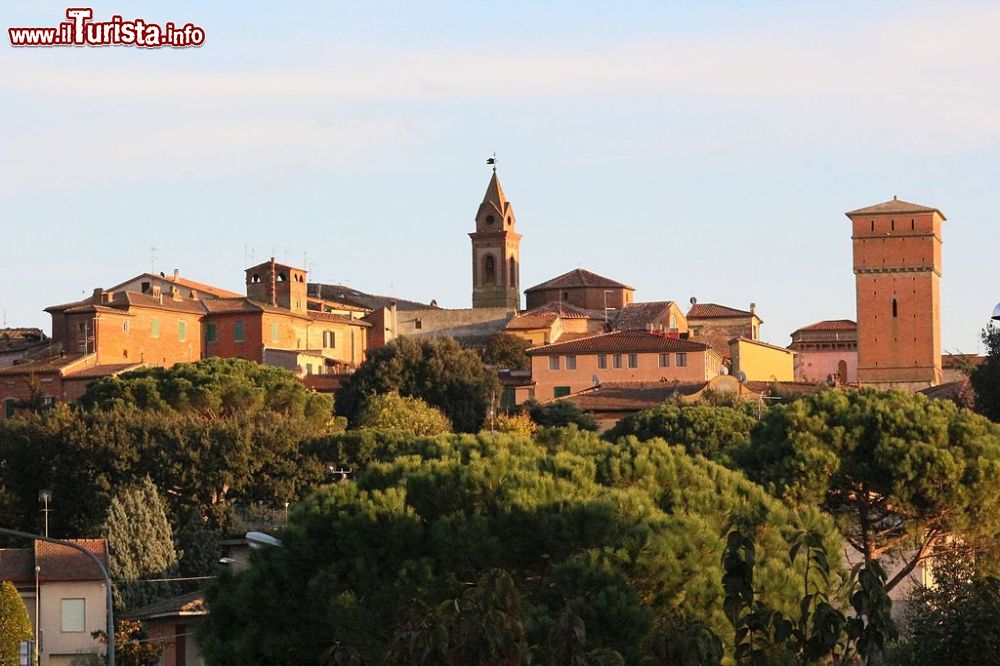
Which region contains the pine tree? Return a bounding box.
[0,580,31,664]
[104,477,180,611]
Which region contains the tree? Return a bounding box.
[972,324,1000,421]
[482,333,531,371]
[336,337,501,432]
[175,511,221,578]
[0,580,31,665]
[92,619,162,666]
[526,399,598,431]
[492,411,536,436]
[79,357,332,425]
[200,429,844,664]
[105,477,181,610]
[605,401,756,465]
[356,393,452,436]
[740,387,1000,591]
[888,545,1000,665]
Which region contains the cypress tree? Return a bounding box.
[104,477,180,610]
[0,580,31,664]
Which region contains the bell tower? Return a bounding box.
[470,167,521,309]
[846,196,945,390]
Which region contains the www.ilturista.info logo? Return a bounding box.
[8,8,205,48]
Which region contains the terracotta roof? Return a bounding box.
[846,197,945,219]
[919,380,974,404]
[611,301,675,331]
[308,311,371,327]
[64,363,144,380]
[45,296,95,312]
[200,298,309,319]
[308,283,432,312]
[795,319,857,332]
[525,268,634,293]
[527,330,710,355]
[687,303,756,319]
[128,590,206,621]
[106,273,242,299]
[742,381,826,396]
[506,302,602,330]
[0,548,34,583]
[117,291,206,314]
[941,354,985,369]
[36,539,108,582]
[307,297,368,313]
[0,352,87,376]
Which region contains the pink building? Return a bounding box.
[788,320,858,385]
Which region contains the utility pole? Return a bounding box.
[38,490,52,537]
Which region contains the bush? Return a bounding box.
[356,393,452,436]
[491,411,536,436]
[526,399,598,431]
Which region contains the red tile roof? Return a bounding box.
[65,363,144,379]
[527,330,709,355]
[0,352,87,376]
[525,268,634,293]
[846,197,945,219]
[36,539,108,582]
[128,590,206,621]
[107,273,242,299]
[506,302,603,330]
[308,311,371,327]
[0,328,46,352]
[941,354,985,369]
[795,319,857,332]
[610,301,675,331]
[687,303,756,319]
[562,381,706,412]
[0,548,34,584]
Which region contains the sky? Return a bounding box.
[2,1,999,353]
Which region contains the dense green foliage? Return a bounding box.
[0,580,31,664]
[972,324,1000,422]
[105,477,181,610]
[336,336,501,432]
[740,387,1000,590]
[356,392,453,436]
[91,619,162,666]
[200,429,843,664]
[605,401,756,464]
[482,333,531,371]
[80,357,333,425]
[0,359,337,537]
[890,547,1000,665]
[525,399,599,431]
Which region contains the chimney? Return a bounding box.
[750,302,757,315]
[173,268,180,280]
[91,288,104,302]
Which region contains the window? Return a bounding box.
[628,354,638,368]
[178,321,187,342]
[566,355,577,370]
[613,354,622,369]
[122,321,129,333]
[659,353,670,368]
[486,214,495,225]
[234,321,245,342]
[483,256,497,285]
[554,386,571,398]
[206,323,217,343]
[676,353,688,367]
[61,598,86,633]
[323,330,335,348]
[4,399,15,419]
[549,356,560,371]
[414,319,422,330]
[891,219,895,231]
[151,318,160,339]
[892,298,898,318]
[271,322,279,343]
[509,257,517,287]
[141,281,151,293]
[597,354,607,369]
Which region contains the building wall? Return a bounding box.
[305,321,367,366]
[372,306,515,348]
[730,339,796,382]
[525,286,633,312]
[688,315,760,356]
[530,349,717,401]
[851,210,944,389]
[795,349,858,384]
[37,580,107,664]
[203,313,264,363]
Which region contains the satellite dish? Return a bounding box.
[737,371,747,383]
[246,531,283,549]
[719,366,729,376]
[690,297,698,305]
[592,374,601,386]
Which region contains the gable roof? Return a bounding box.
[308,311,371,327]
[128,590,207,621]
[106,273,242,299]
[506,302,604,330]
[0,328,47,352]
[687,303,756,319]
[846,197,945,219]
[610,301,675,331]
[35,539,108,582]
[525,268,634,293]
[527,330,710,355]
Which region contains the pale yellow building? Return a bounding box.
[729,337,796,382]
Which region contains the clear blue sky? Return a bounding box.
[2,1,998,353]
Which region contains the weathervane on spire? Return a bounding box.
[486,153,496,172]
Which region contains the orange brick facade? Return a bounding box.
[848,200,944,390]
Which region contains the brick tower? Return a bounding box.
[245,257,308,314]
[470,168,521,309]
[846,196,945,390]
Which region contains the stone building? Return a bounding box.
[847,197,945,390]
[524,268,635,312]
[470,168,521,309]
[686,302,762,358]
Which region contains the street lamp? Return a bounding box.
[38,490,52,537]
[992,302,1000,321]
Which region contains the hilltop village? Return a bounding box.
[0,169,970,424]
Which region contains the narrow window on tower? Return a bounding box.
[892,298,898,318]
[911,219,915,230]
[484,255,496,285]
[891,219,895,231]
[870,220,875,232]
